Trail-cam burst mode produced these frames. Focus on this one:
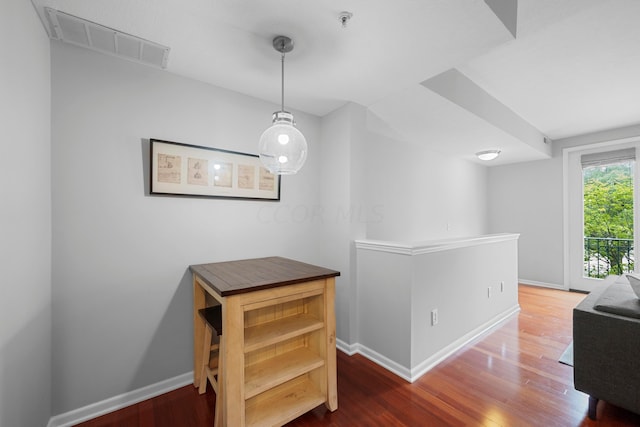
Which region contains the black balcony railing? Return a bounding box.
[584,237,634,278]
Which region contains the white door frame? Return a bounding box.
[563,137,640,292]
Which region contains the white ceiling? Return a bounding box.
[32,0,640,166]
[459,0,640,141]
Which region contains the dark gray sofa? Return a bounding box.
[573,280,640,419]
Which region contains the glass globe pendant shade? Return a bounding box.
[259,111,307,175]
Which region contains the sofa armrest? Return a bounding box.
[573,285,640,416]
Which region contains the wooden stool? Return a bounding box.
[198,305,223,427]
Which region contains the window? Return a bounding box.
[582,149,635,278]
[565,143,639,292]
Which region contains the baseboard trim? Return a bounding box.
[48,306,521,426]
[519,278,566,290]
[357,343,413,382]
[336,338,357,356]
[47,372,193,427]
[337,304,521,383]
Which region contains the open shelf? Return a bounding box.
[244,313,324,353]
[245,347,325,399]
[245,376,325,427]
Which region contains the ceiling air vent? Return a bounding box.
[44,7,170,69]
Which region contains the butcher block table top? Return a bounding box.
[189,256,340,297]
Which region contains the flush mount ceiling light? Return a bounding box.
[258,36,308,175]
[476,149,501,161]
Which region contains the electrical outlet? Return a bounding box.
[500,281,505,292]
[431,309,438,326]
[488,286,492,298]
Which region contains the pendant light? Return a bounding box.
[259,36,308,175]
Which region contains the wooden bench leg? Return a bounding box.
[199,325,213,394]
[588,395,599,420]
[214,335,224,427]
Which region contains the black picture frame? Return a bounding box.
[150,139,281,201]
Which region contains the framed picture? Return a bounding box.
[150,139,280,200]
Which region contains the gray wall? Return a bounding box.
[365,133,489,241]
[488,125,640,288]
[318,105,353,345]
[318,103,368,345]
[51,42,324,414]
[488,157,564,286]
[0,1,52,426]
[318,102,490,348]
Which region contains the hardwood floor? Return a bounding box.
[76,285,640,426]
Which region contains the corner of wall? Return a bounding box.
[1,1,52,427]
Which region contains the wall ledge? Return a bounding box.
[355,233,520,255]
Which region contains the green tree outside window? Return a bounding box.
[583,162,634,278]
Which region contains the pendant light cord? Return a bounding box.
[280,50,285,112]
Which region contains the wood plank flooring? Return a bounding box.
[75,285,640,426]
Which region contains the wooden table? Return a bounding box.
[190,257,340,427]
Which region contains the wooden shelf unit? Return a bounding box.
[242,288,329,426]
[191,257,339,427]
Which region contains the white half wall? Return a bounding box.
[50,42,324,415]
[355,234,520,381]
[410,235,519,367]
[0,1,52,426]
[356,250,413,367]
